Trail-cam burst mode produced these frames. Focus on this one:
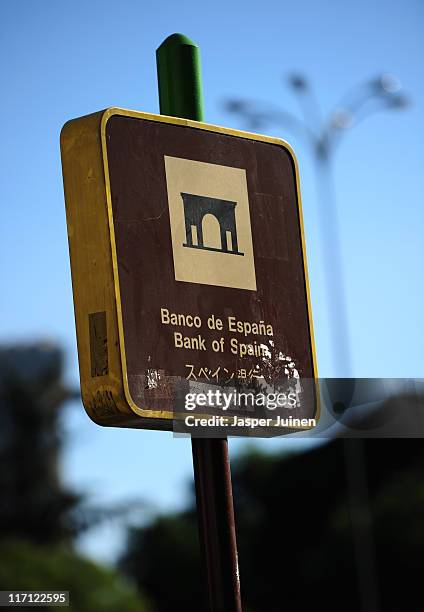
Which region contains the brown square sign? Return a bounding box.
[60,108,318,431]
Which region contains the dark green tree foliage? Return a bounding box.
[0,343,150,611]
[0,539,148,612]
[0,343,80,543]
[120,439,424,612]
[121,512,203,612]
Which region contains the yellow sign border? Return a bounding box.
[61,107,318,429]
[100,108,319,425]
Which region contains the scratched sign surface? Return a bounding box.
[61,108,317,431]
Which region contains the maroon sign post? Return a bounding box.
[156,34,243,612]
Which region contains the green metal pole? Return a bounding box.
[156,34,242,612]
[156,33,204,121]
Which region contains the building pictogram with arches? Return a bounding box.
[181,192,244,256]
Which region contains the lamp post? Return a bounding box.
[225,73,409,378]
[224,74,409,612]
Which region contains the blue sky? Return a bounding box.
[0,0,422,562]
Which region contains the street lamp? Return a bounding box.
[224,74,409,377]
[224,75,410,612]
